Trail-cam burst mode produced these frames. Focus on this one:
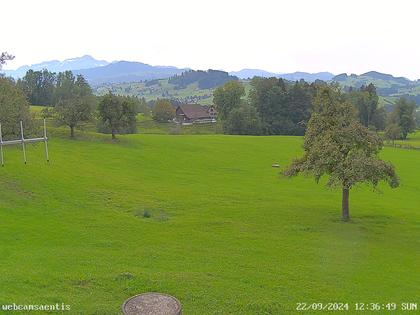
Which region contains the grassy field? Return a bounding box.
[136,114,223,135]
[391,130,420,149]
[0,131,419,314]
[29,106,223,136]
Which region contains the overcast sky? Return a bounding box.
[2,0,420,79]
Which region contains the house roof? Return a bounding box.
[177,104,211,119]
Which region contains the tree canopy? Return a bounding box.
[0,77,33,138]
[54,71,96,137]
[152,99,175,122]
[17,69,56,106]
[98,92,137,139]
[249,78,315,135]
[223,104,262,135]
[213,80,245,121]
[169,70,238,89]
[388,97,416,140]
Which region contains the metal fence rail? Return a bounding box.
[0,119,49,166]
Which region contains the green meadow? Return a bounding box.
[392,130,420,149]
[0,130,419,314]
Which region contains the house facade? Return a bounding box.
[175,104,217,125]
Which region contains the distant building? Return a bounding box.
[175,104,217,125]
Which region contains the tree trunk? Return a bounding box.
[342,187,350,221]
[111,130,116,140]
[70,126,75,138]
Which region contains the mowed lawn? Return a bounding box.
[0,133,419,314]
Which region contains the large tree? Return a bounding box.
[0,77,33,138]
[54,71,95,137]
[152,99,175,122]
[284,86,399,221]
[249,77,286,134]
[213,80,245,121]
[249,77,314,135]
[17,69,56,106]
[223,104,262,135]
[346,83,384,130]
[98,92,137,139]
[388,97,416,140]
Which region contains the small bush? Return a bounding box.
[115,272,135,281]
[143,210,152,218]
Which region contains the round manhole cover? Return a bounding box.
[122,292,182,315]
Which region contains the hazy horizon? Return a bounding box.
[3,0,420,79]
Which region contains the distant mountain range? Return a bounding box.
[4,55,109,78]
[4,55,335,85]
[4,56,188,85]
[230,69,335,82]
[74,61,188,85]
[3,56,420,106]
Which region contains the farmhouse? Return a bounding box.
[175,104,217,124]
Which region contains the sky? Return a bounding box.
[2,0,420,79]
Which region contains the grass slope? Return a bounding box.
[0,133,419,314]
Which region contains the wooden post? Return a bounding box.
[20,121,27,164]
[44,119,49,162]
[0,123,4,167]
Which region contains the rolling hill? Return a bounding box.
[333,71,420,107]
[229,69,282,79]
[94,77,224,105]
[94,70,246,105]
[230,69,334,82]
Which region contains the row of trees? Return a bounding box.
[214,78,328,136]
[214,78,418,139]
[1,67,140,139]
[49,73,139,139]
[17,69,57,105]
[168,70,238,89]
